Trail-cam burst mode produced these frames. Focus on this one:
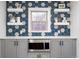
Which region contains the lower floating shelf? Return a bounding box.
[7,8,23,12]
[7,22,24,25]
[54,22,69,25]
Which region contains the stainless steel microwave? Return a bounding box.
[28,39,50,52]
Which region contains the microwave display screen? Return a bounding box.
[45,43,49,49]
[29,43,44,49]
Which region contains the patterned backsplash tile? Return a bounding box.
[6,1,70,36]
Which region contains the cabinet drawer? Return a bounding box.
[27,52,50,58]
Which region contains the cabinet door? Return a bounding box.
[0,40,5,58]
[17,39,28,58]
[0,40,1,58]
[61,39,76,58]
[50,39,62,58]
[5,39,17,58]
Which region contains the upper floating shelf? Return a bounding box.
[7,8,23,12]
[54,8,70,12]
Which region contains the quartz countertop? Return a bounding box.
[0,36,77,39]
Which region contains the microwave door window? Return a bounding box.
[29,43,44,49]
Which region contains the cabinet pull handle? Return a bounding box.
[14,41,16,46]
[14,41,18,46]
[37,54,41,58]
[16,41,18,46]
[62,41,64,46]
[59,41,61,46]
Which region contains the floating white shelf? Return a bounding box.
[54,22,69,25]
[7,8,23,12]
[7,22,24,25]
[54,8,70,12]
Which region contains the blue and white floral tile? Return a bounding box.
[6,1,70,36]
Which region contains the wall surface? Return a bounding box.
[0,1,79,57]
[0,1,6,37]
[0,1,6,57]
[70,1,79,57]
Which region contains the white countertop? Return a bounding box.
[0,36,77,39]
